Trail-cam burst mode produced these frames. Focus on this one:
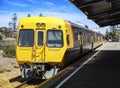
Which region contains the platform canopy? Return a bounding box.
[70,0,120,27]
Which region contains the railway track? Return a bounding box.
[15,78,44,88]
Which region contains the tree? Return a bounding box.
[8,13,17,31]
[109,24,120,41]
[12,13,17,31]
[105,29,109,41]
[0,34,2,40]
[8,13,17,38]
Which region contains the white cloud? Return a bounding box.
[0,10,10,13]
[27,0,34,3]
[27,0,40,3]
[0,11,81,26]
[0,13,13,27]
[5,1,28,7]
[45,2,55,6]
[0,9,107,34]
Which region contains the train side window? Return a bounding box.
[78,34,80,41]
[38,31,44,46]
[67,34,70,45]
[73,28,81,47]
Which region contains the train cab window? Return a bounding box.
[47,30,63,47]
[18,29,34,47]
[38,31,43,46]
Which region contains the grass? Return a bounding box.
[2,45,16,58]
[0,69,11,73]
[13,65,19,68]
[0,84,2,87]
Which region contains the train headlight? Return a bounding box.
[21,25,24,28]
[36,23,41,28]
[41,23,46,29]
[58,25,62,29]
[36,23,46,29]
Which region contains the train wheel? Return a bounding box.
[43,66,59,79]
[36,70,43,79]
[26,70,35,79]
[21,67,25,78]
[21,66,35,79]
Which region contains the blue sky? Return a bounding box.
[0,0,108,34]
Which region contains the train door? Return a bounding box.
[35,30,46,62]
[17,29,34,62]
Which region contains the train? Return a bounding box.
[16,16,103,79]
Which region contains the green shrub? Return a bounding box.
[0,35,2,40]
[2,45,16,58]
[0,69,11,73]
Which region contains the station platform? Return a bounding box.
[38,42,120,88]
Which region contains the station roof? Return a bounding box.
[70,0,120,27]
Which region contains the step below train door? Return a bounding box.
[35,30,46,62]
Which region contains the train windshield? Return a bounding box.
[18,29,34,47]
[47,30,63,47]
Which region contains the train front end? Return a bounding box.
[16,17,67,79]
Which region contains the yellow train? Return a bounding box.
[16,16,103,79]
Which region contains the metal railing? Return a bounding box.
[0,40,16,47]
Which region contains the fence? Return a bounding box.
[0,40,16,47]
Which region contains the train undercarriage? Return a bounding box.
[20,63,60,79]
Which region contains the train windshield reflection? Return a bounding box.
[18,29,34,47]
[47,30,63,47]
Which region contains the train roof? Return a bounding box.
[18,16,103,35]
[69,21,103,35]
[19,16,65,24]
[69,21,93,31]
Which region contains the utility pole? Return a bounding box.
[106,29,109,41]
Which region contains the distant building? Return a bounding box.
[0,27,16,40]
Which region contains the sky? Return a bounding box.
[0,0,109,34]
